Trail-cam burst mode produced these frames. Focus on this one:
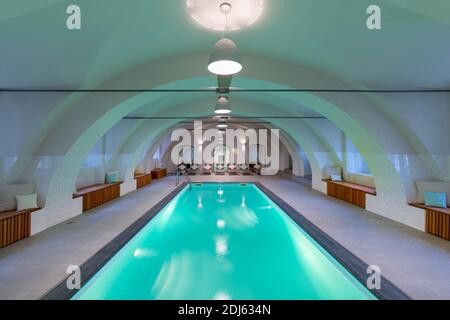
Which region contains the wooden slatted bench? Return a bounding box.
[0,208,40,248]
[322,179,377,209]
[151,168,167,179]
[73,182,122,212]
[134,173,152,189]
[409,203,450,241]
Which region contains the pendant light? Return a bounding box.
[214,96,232,114]
[217,117,228,129]
[208,3,242,76]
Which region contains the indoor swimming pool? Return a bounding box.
[73,183,376,300]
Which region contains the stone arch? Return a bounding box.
[17,54,430,231]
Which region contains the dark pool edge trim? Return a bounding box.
[254,182,411,301]
[41,183,188,300]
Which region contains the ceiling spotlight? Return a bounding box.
[187,0,265,32]
[214,96,232,114]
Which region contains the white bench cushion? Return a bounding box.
[0,183,35,212]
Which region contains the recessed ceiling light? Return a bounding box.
[187,0,265,32]
[219,2,232,15]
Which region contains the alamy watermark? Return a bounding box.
[66,5,81,30]
[367,265,382,290]
[66,5,382,31]
[367,5,382,30]
[170,121,280,174]
[66,265,81,290]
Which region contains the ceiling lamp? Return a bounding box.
[217,116,228,129]
[208,38,242,76]
[214,96,232,114]
[207,3,242,76]
[217,119,228,129]
[187,0,265,32]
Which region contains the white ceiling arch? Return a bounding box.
[1,1,450,89]
[109,100,336,189]
[3,51,441,232]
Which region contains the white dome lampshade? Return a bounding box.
[208,38,242,76]
[214,96,232,114]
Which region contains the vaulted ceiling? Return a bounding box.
[1,0,450,89]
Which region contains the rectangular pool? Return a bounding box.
[73,183,376,300]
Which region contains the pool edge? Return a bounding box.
[41,182,188,300]
[41,181,411,300]
[254,182,411,301]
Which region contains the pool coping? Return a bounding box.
[41,181,410,300]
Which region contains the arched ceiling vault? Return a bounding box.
[104,100,332,190]
[10,53,439,176]
[2,1,450,89]
[2,1,443,231]
[115,95,341,164]
[1,46,442,221]
[130,94,341,162]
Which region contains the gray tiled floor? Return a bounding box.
[1,175,450,300]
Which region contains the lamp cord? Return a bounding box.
[221,9,229,39]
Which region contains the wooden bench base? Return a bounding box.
[73,182,122,212]
[0,208,40,248]
[322,179,376,209]
[135,173,152,189]
[151,168,167,180]
[410,203,450,241]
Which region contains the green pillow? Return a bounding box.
[106,171,119,184]
[424,192,447,208]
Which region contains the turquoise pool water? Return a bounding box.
[73,183,375,300]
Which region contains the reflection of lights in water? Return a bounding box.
[198,197,203,208]
[241,197,246,207]
[217,188,225,203]
[133,248,158,258]
[215,237,228,257]
[217,219,226,229]
[214,291,231,300]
